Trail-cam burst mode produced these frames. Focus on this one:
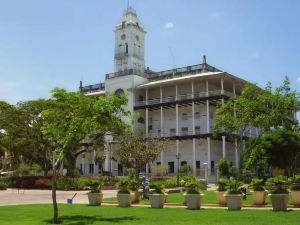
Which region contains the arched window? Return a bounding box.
[114,88,124,96]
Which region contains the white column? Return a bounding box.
[207,137,211,173]
[221,77,224,95]
[206,80,209,97]
[160,86,163,137]
[192,138,196,176]
[222,136,226,158]
[233,82,236,98]
[234,139,239,170]
[192,81,195,135]
[175,84,178,136]
[146,89,149,138]
[93,150,96,176]
[176,140,180,170]
[206,80,210,133]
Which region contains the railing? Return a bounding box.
[135,90,234,107]
[106,68,144,79]
[146,129,207,138]
[81,83,105,93]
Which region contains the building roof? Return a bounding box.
[135,71,248,89]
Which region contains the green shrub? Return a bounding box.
[289,174,300,191]
[85,180,103,193]
[217,158,230,178]
[151,165,168,176]
[266,176,289,194]
[149,177,177,188]
[128,179,139,191]
[179,165,193,176]
[217,178,229,191]
[183,179,200,194]
[149,183,164,194]
[117,178,131,194]
[226,179,243,194]
[250,178,265,191]
[0,180,8,190]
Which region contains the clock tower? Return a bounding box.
[114,7,146,75]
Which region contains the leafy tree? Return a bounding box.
[41,88,129,224]
[213,77,299,171]
[115,129,165,178]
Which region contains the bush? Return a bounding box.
[179,165,193,176]
[217,178,229,191]
[217,158,230,178]
[151,165,168,176]
[266,176,289,194]
[8,176,52,189]
[227,179,243,195]
[289,174,300,191]
[0,180,8,190]
[117,178,131,194]
[149,183,164,194]
[149,177,177,188]
[250,178,265,191]
[85,179,103,193]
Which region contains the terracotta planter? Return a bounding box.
[291,191,300,206]
[269,194,288,211]
[87,193,103,206]
[252,191,266,205]
[184,194,203,210]
[131,191,140,203]
[216,191,227,205]
[149,194,165,208]
[117,193,131,207]
[224,194,243,210]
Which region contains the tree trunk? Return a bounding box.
[66,155,76,177]
[52,166,59,224]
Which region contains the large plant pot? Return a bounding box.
[252,191,266,205]
[224,194,243,210]
[117,193,131,207]
[216,191,227,205]
[149,194,165,208]
[131,191,140,203]
[269,194,288,211]
[87,193,103,206]
[291,191,300,206]
[184,194,203,210]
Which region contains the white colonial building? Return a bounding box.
[77,7,257,181]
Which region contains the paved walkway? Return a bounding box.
[0,189,117,206]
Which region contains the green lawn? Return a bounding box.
[0,204,299,225]
[104,191,293,205]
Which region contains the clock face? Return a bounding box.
[121,34,126,40]
[136,35,139,41]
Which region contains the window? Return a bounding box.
[209,112,214,119]
[211,161,215,173]
[195,112,200,119]
[169,128,176,136]
[138,95,144,101]
[89,164,94,174]
[195,126,201,134]
[121,34,126,40]
[181,127,188,135]
[181,161,187,166]
[168,162,175,173]
[149,117,152,124]
[125,43,128,54]
[156,162,161,166]
[182,113,188,121]
[158,129,161,134]
[148,125,152,133]
[196,161,201,169]
[118,164,123,175]
[122,21,126,28]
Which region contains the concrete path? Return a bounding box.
[0,189,117,206]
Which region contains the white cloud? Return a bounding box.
[296,77,300,83]
[164,22,174,29]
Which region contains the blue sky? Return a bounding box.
[0,0,300,104]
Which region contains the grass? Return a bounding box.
[0,204,299,225]
[104,191,293,205]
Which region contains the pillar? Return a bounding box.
[222,136,226,158]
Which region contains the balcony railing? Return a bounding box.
[106,68,144,79]
[135,90,234,107]
[146,130,207,138]
[81,83,105,93]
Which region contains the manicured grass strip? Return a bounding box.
[105,191,288,205]
[0,204,299,225]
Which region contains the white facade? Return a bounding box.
[78,7,256,181]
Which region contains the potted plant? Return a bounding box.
[216,178,228,205]
[129,179,140,203]
[289,174,300,206]
[250,178,266,205]
[183,180,203,210]
[86,180,103,206]
[266,176,289,211]
[224,179,243,210]
[117,178,131,207]
[148,183,166,208]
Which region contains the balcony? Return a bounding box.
[106,69,144,79]
[134,90,235,108]
[81,83,105,93]
[146,129,209,139]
